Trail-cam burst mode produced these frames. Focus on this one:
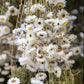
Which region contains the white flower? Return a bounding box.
[47,44,58,52]
[69,16,77,21]
[1,70,9,75]
[30,3,46,13]
[60,18,68,27]
[72,47,81,55]
[18,56,30,65]
[0,78,5,82]
[57,9,69,19]
[0,28,4,37]
[0,15,7,23]
[79,32,84,39]
[36,55,46,62]
[26,24,34,32]
[54,18,61,30]
[34,18,44,29]
[61,43,71,49]
[47,12,53,18]
[68,34,77,42]
[71,9,78,15]
[54,0,66,8]
[54,66,61,78]
[45,19,55,27]
[25,47,36,56]
[25,15,36,24]
[35,73,47,81]
[16,38,27,46]
[31,77,44,84]
[7,77,20,84]
[6,6,18,16]
[26,32,36,41]
[65,52,73,60]
[3,26,10,34]
[36,31,47,39]
[26,62,37,72]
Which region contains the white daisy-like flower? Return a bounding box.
[25,47,36,57]
[26,62,37,72]
[21,23,28,28]
[72,46,81,55]
[35,73,47,81]
[54,66,62,78]
[1,70,9,75]
[71,9,78,15]
[47,44,58,52]
[26,24,34,32]
[7,77,20,84]
[54,18,61,30]
[31,77,44,84]
[3,26,10,34]
[36,31,47,39]
[69,16,77,21]
[25,15,36,24]
[61,28,67,35]
[34,18,44,29]
[36,48,43,57]
[26,32,36,41]
[6,6,18,16]
[18,56,30,65]
[36,55,46,62]
[65,52,73,60]
[30,3,46,13]
[61,43,71,49]
[68,34,77,42]
[57,9,69,19]
[0,78,5,83]
[45,19,55,27]
[60,18,69,27]
[47,12,53,18]
[0,28,4,37]
[79,32,84,39]
[16,38,27,46]
[0,15,7,23]
[54,0,66,8]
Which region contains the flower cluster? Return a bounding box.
[0,6,18,37]
[12,0,82,83]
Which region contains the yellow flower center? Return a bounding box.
[0,30,1,33]
[57,22,59,26]
[29,27,33,31]
[57,3,64,8]
[31,44,35,47]
[41,61,45,64]
[63,47,68,49]
[55,70,58,74]
[10,8,15,14]
[61,13,65,18]
[62,29,65,32]
[38,21,41,25]
[29,52,34,56]
[29,34,32,38]
[75,49,79,53]
[20,34,23,38]
[34,40,37,43]
[5,28,9,32]
[0,18,4,21]
[63,22,67,27]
